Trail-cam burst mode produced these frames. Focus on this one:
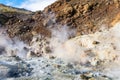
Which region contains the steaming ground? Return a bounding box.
[0,23,120,80]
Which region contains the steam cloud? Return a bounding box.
[52,23,120,64]
[0,29,28,58]
[0,21,120,64]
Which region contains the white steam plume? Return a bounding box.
[0,29,28,58]
[49,22,120,65]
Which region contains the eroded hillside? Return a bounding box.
[0,0,120,43]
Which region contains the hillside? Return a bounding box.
[0,4,32,14]
[44,0,120,35]
[0,0,120,42]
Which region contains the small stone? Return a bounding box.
[62,4,74,16]
[14,56,22,61]
[83,4,89,13]
[80,74,91,80]
[90,58,99,66]
[89,78,96,80]
[49,55,56,59]
[54,64,61,68]
[67,63,74,68]
[45,46,52,53]
[92,41,100,45]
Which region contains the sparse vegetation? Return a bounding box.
[0,4,32,14]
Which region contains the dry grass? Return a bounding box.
[0,4,32,14]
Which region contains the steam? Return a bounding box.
[48,22,120,79]
[49,22,120,65]
[0,15,120,80]
[0,29,28,58]
[49,25,76,47]
[0,20,120,65]
[1,19,120,65]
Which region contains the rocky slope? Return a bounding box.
[44,0,120,35]
[0,0,120,43]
